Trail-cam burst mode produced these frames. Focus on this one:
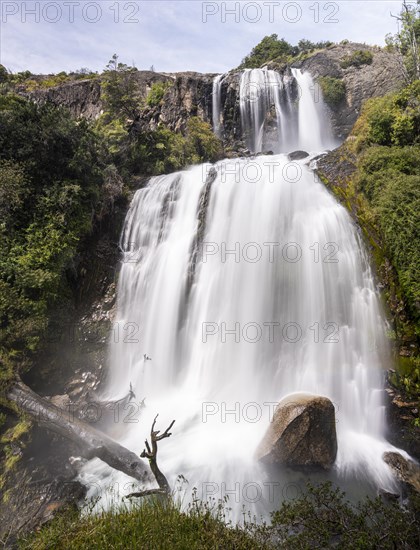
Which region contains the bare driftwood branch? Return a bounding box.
[126,415,175,499]
[7,377,152,484]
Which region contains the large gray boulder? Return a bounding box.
[256,393,337,470]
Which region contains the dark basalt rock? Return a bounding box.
[288,150,309,160]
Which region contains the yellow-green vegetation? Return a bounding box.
[318,76,346,106]
[340,49,373,69]
[146,81,173,108]
[0,418,31,443]
[18,483,420,549]
[0,67,98,93]
[0,429,28,491]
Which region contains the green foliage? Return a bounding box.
[297,39,333,53]
[186,117,223,163]
[239,34,296,69]
[351,81,420,150]
[0,95,110,377]
[270,482,420,549]
[386,0,420,82]
[20,484,420,550]
[102,54,141,121]
[375,170,420,307]
[340,49,374,69]
[238,36,335,69]
[0,65,8,84]
[318,76,346,106]
[146,81,173,108]
[355,144,420,379]
[123,118,222,176]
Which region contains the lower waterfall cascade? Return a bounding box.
[80,68,406,516]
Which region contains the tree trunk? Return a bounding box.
[7,378,151,484]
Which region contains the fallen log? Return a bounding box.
[7,377,151,484]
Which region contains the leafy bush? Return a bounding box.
[351,81,420,150]
[340,49,374,69]
[318,76,346,106]
[239,34,296,69]
[146,81,173,108]
[239,35,335,69]
[124,118,222,176]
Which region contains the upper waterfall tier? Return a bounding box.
[214,68,338,154]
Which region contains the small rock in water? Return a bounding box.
[288,150,309,161]
[256,393,337,470]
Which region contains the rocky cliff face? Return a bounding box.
[23,42,404,148]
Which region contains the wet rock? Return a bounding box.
[256,393,337,470]
[383,451,420,493]
[288,150,309,161]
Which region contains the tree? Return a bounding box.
[0,64,8,84]
[387,0,420,82]
[239,35,296,69]
[102,54,141,122]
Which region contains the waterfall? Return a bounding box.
[80,68,404,517]
[291,68,334,151]
[212,74,224,139]
[237,67,336,153]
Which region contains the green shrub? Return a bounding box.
[239,34,296,69]
[351,82,420,150]
[318,76,346,106]
[340,49,374,68]
[355,145,420,326]
[146,81,173,108]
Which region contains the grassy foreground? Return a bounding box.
[17,483,420,550]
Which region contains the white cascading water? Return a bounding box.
[240,67,337,153]
[80,69,404,515]
[212,74,224,139]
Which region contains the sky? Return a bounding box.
[0,0,410,74]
